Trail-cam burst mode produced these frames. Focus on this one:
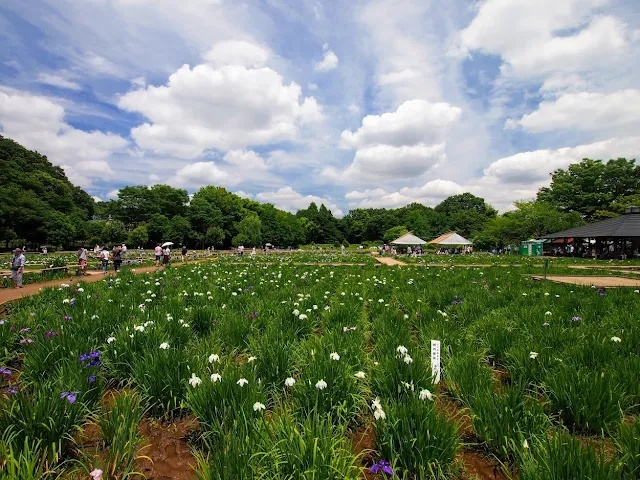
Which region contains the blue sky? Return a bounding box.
[1,0,639,214]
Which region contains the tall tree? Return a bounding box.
[434,193,497,238]
[232,214,262,247]
[146,214,171,244]
[475,201,584,249]
[166,215,192,245]
[537,158,640,220]
[0,135,93,247]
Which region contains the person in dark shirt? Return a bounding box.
[112,244,122,272]
[181,246,188,263]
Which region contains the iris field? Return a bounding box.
[0,259,639,479]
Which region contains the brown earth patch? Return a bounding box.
[455,450,512,480]
[137,416,199,480]
[436,397,474,439]
[529,275,640,287]
[375,257,407,266]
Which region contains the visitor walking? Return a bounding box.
[10,248,25,289]
[100,246,109,273]
[112,244,122,272]
[162,245,171,266]
[121,243,127,257]
[154,244,162,267]
[77,246,88,275]
[181,245,188,263]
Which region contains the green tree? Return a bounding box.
[149,185,189,218]
[299,217,320,244]
[102,220,127,245]
[86,221,107,246]
[166,215,192,245]
[41,212,76,249]
[537,158,640,220]
[232,214,262,247]
[0,135,93,247]
[384,225,409,243]
[112,186,158,225]
[205,226,225,248]
[128,225,149,247]
[146,214,171,243]
[434,193,497,238]
[477,201,584,248]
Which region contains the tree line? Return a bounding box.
[1,135,638,250]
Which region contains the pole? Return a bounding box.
[544,258,549,280]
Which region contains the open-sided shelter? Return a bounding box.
[543,206,640,259]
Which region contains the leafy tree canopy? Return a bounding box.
[537,158,640,220]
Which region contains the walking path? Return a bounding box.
[0,266,165,307]
[530,275,640,288]
[375,257,407,266]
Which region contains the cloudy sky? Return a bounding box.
[1,0,639,215]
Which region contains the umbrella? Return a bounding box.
[162,242,174,247]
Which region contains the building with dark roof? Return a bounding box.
[543,206,640,259]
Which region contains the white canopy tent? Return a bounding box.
[391,233,427,245]
[429,232,473,246]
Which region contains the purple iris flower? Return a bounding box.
[571,316,581,322]
[60,391,80,403]
[370,460,393,476]
[88,376,97,383]
[19,338,33,344]
[19,328,30,333]
[64,316,72,321]
[5,386,18,395]
[70,299,75,307]
[0,368,11,376]
[45,331,59,339]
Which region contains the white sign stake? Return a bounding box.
[431,340,441,384]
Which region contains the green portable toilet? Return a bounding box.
[519,239,544,256]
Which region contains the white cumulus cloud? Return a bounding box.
[0,89,127,187]
[345,180,465,209]
[204,40,270,68]
[172,161,230,187]
[314,50,339,72]
[324,99,461,183]
[256,187,344,217]
[507,89,640,136]
[459,1,633,78]
[118,42,324,159]
[340,99,461,149]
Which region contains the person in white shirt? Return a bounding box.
[78,246,88,274]
[154,245,162,267]
[162,246,171,266]
[100,247,109,273]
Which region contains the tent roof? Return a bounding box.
[391,233,427,245]
[543,206,640,239]
[429,232,473,245]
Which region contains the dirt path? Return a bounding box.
[0,265,165,307]
[375,257,407,266]
[530,275,640,288]
[413,263,529,268]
